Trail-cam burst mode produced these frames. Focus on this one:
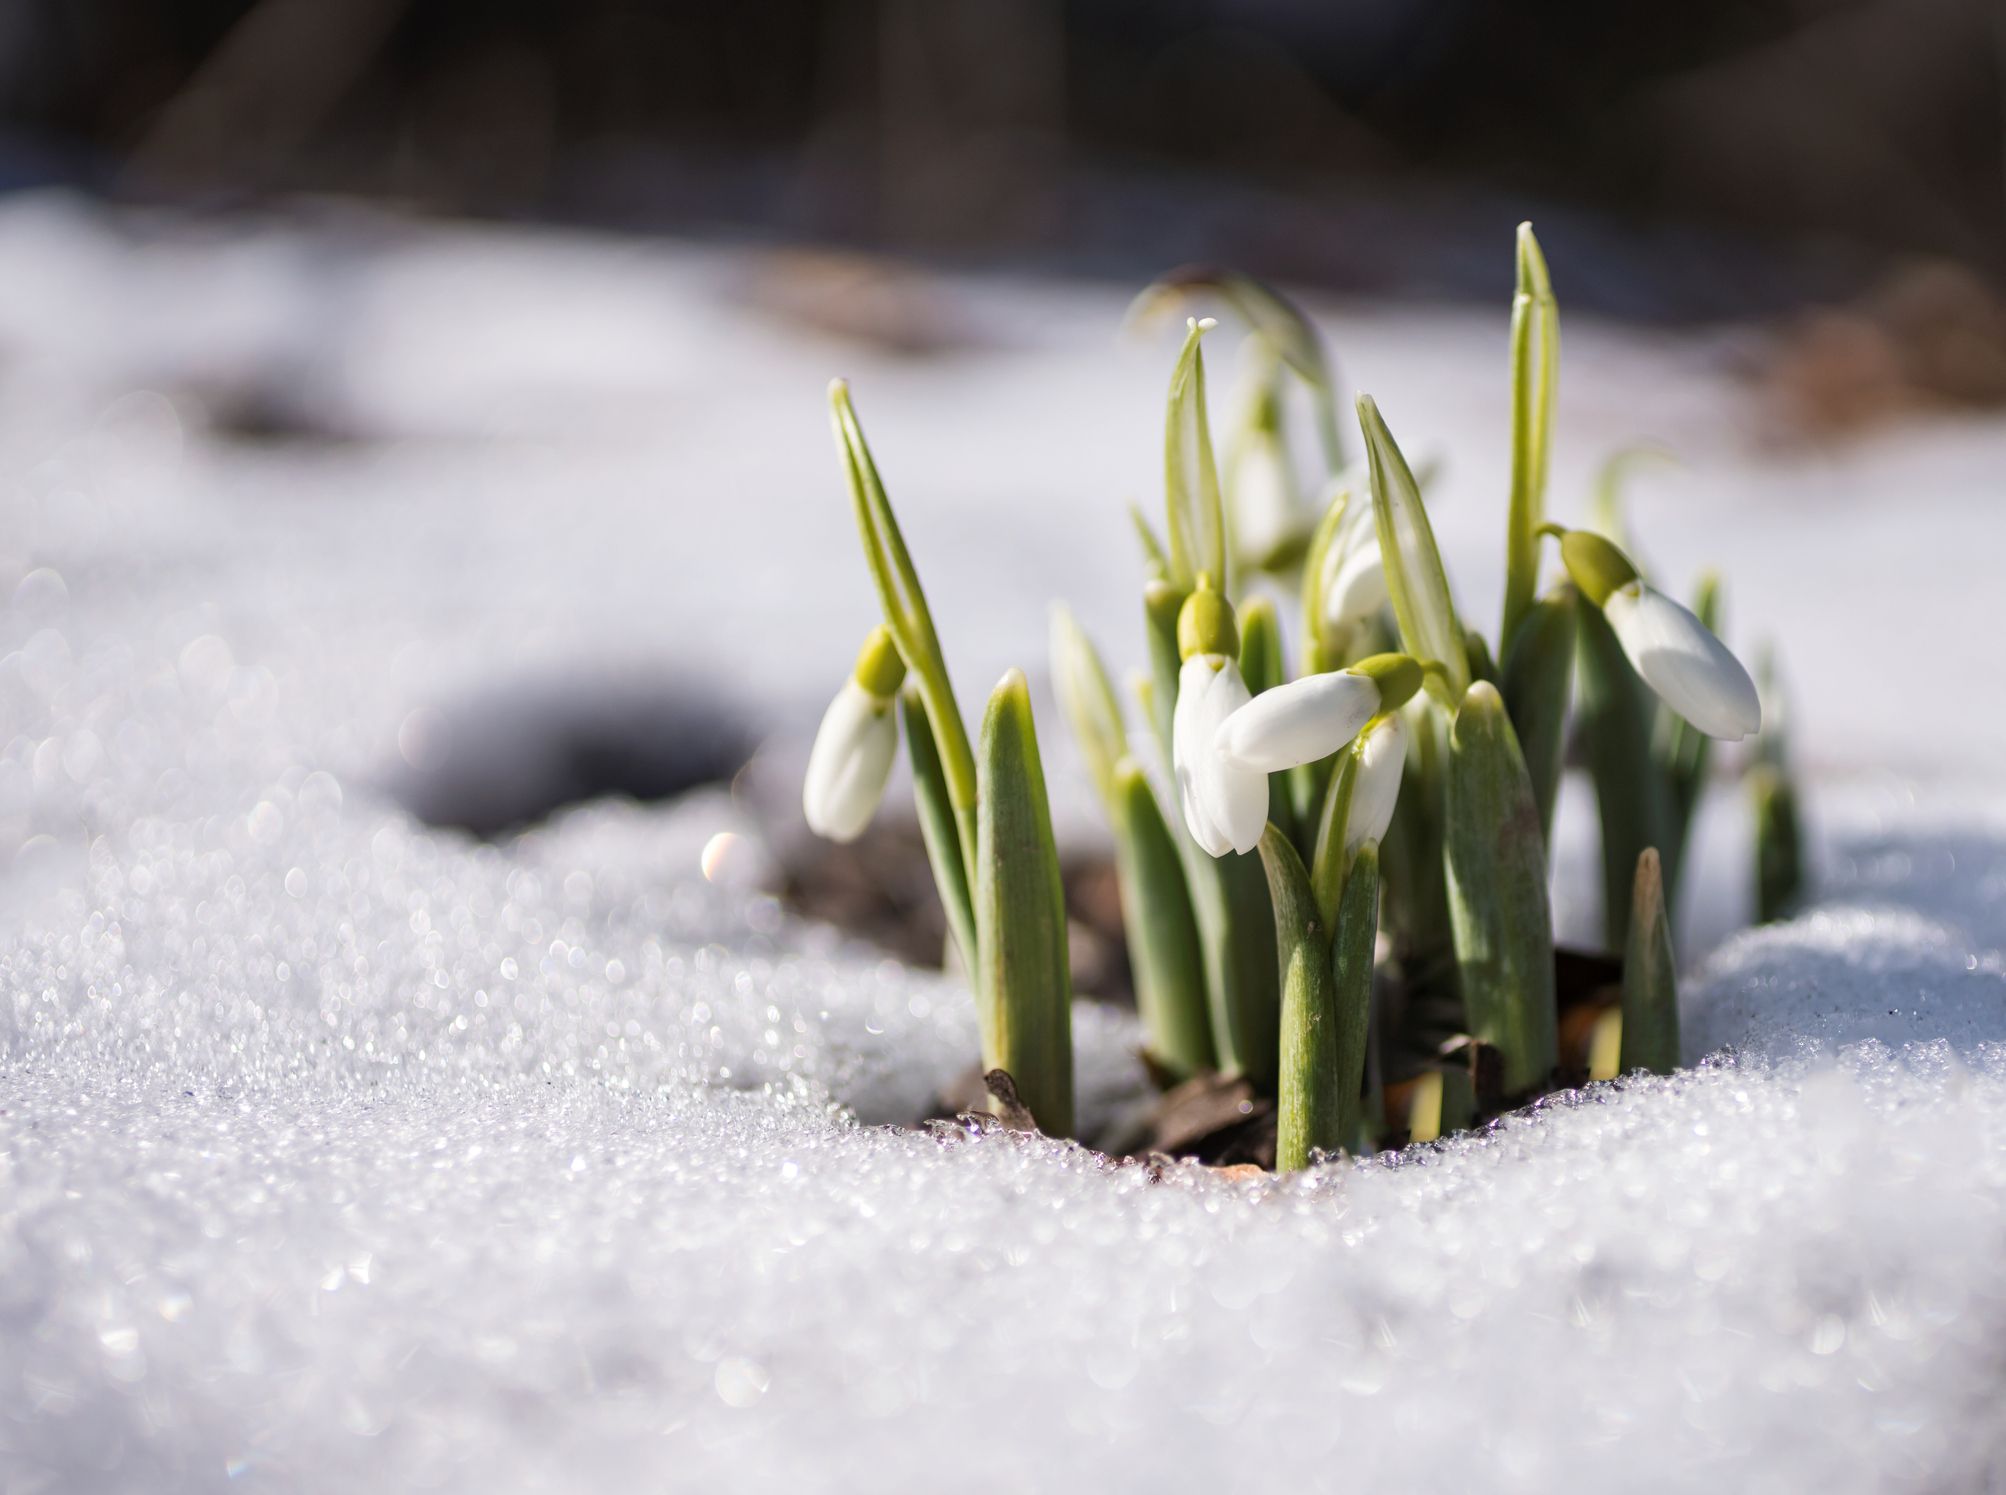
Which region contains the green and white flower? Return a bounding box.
[1561,529,1760,740]
[802,625,906,842]
[1341,712,1406,863]
[1215,653,1425,776]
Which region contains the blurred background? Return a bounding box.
[3,0,2003,322]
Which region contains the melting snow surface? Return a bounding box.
[2,195,2005,1491]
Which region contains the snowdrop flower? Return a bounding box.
[1307,481,1388,638]
[1175,653,1265,856]
[1560,529,1761,740]
[1171,582,1266,857]
[1319,536,1388,635]
[802,626,907,842]
[1342,712,1407,863]
[1229,425,1296,567]
[1215,652,1426,775]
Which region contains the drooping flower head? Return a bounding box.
[1215,652,1428,776]
[1560,529,1761,740]
[1171,580,1267,857]
[802,625,907,842]
[1342,711,1407,864]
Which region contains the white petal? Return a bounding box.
[1320,537,1388,632]
[802,680,898,841]
[1344,712,1407,860]
[1174,655,1266,856]
[1606,584,1762,740]
[1232,436,1294,561]
[1214,669,1379,773]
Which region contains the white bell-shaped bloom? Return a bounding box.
[802,680,899,841]
[1320,533,1388,633]
[1230,431,1295,566]
[1214,668,1380,775]
[1173,654,1267,856]
[1604,582,1761,740]
[1343,713,1407,862]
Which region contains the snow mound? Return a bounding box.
[2,196,2005,1491]
[7,791,2006,1493]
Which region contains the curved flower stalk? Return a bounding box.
[803,626,907,842]
[1558,528,1760,740]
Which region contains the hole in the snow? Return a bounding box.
[387,673,758,839]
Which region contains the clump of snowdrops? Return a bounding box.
[802,225,1804,1168]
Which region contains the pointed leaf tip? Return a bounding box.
[1356,393,1467,701]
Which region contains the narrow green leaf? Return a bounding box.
[1141,580,1188,770]
[1357,394,1468,703]
[1575,593,1673,948]
[1499,584,1577,847]
[902,689,977,973]
[1465,632,1499,689]
[1129,503,1171,582]
[1330,840,1381,1153]
[1237,596,1297,849]
[1180,842,1280,1090]
[1164,319,1227,591]
[1259,825,1341,1170]
[1237,596,1285,695]
[1751,764,1804,925]
[974,669,1075,1137]
[1444,681,1558,1097]
[1619,847,1679,1075]
[1381,698,1450,958]
[830,381,978,886]
[1502,222,1558,650]
[1111,762,1215,1078]
[1049,604,1129,809]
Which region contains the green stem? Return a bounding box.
[1259,824,1342,1169]
[1619,847,1679,1075]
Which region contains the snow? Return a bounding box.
[2,192,2005,1491]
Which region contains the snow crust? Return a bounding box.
[2,195,2005,1491]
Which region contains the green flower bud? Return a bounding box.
[1176,579,1239,662]
[1558,529,1641,608]
[851,624,907,700]
[1347,652,1425,714]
